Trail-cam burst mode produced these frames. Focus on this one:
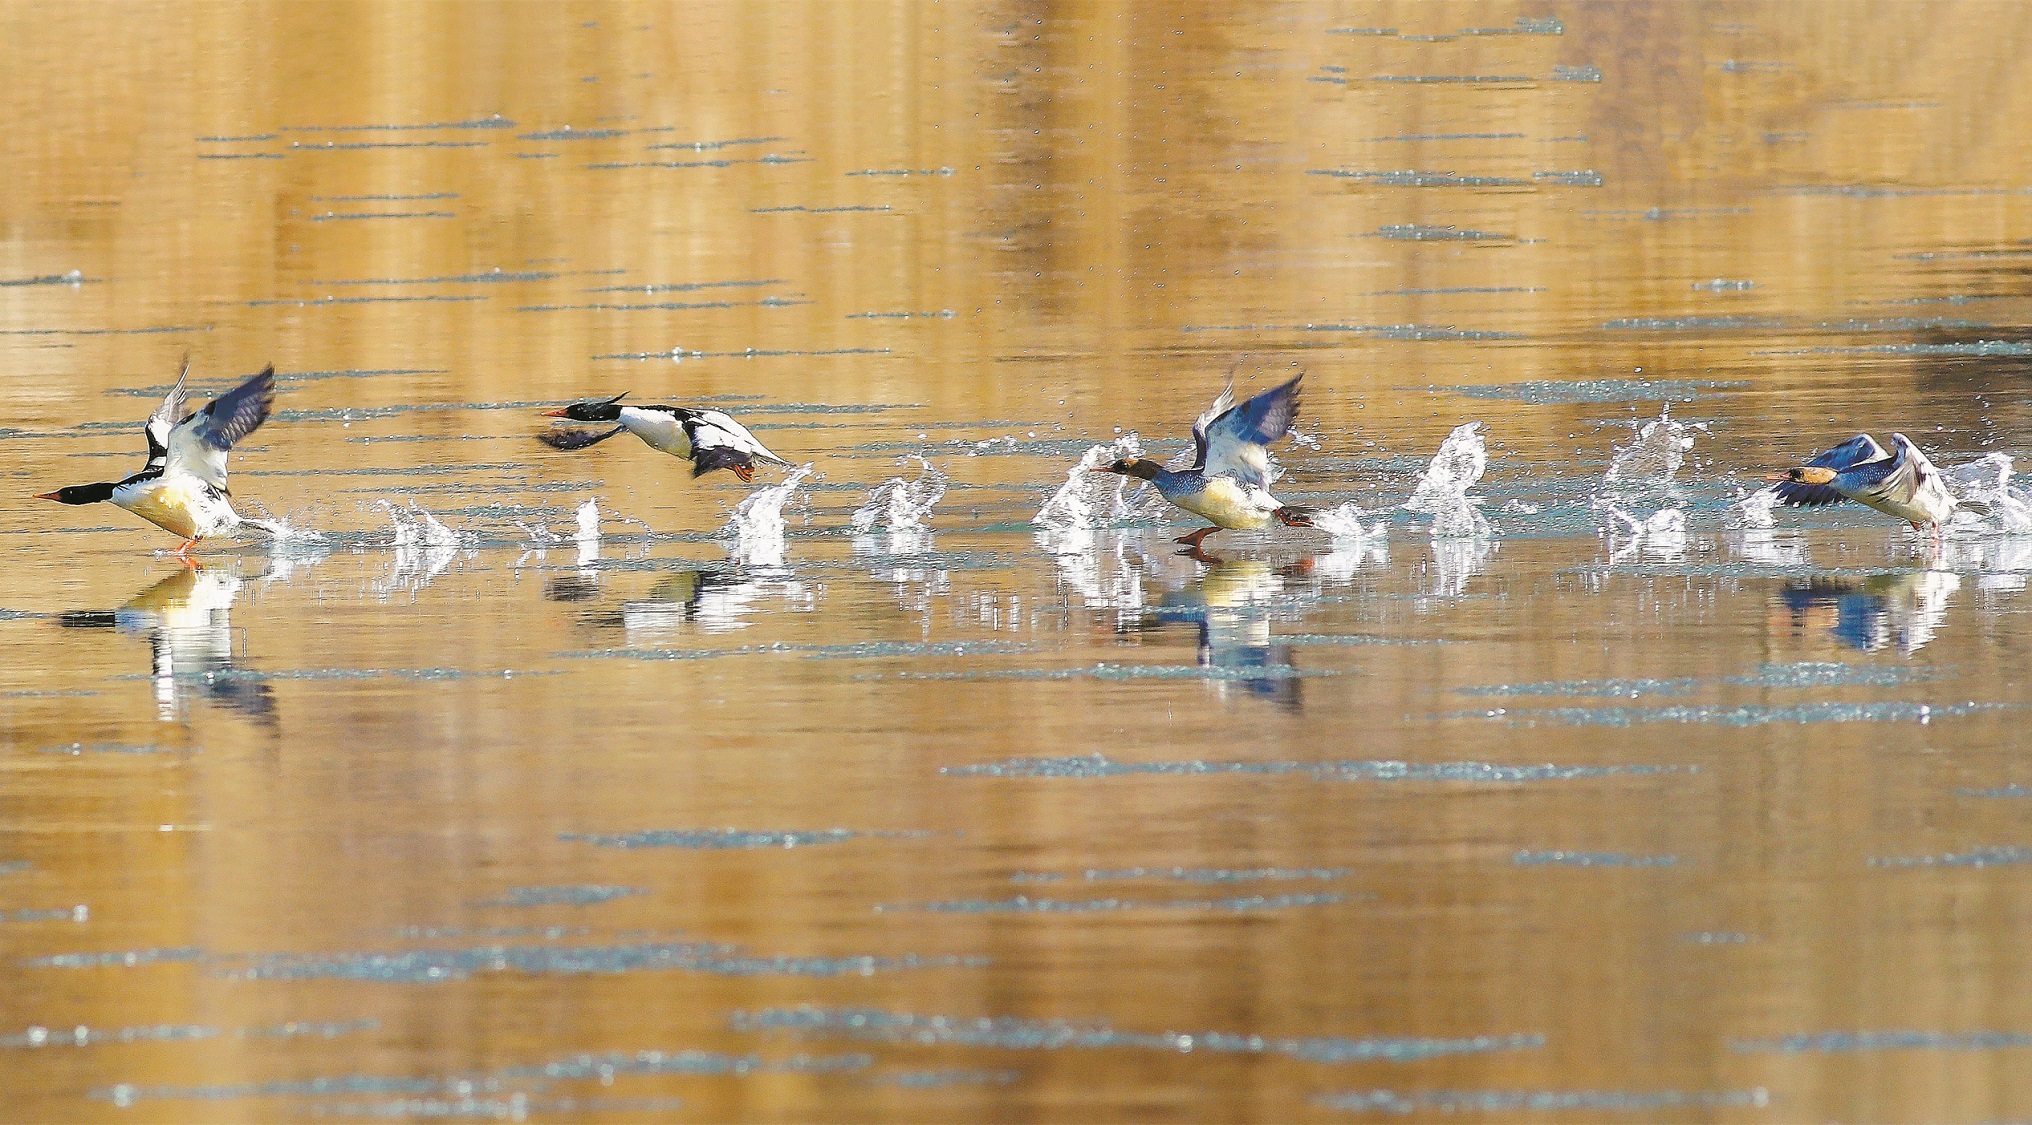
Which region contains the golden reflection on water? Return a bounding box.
[6,2,2032,1121]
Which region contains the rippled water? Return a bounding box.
[6,3,2032,1122]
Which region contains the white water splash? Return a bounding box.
[717,463,815,566]
[1947,453,2032,534]
[1404,423,1488,510]
[374,500,469,597]
[1035,433,1171,530]
[1036,528,1149,619]
[237,502,327,546]
[1310,502,1388,545]
[1604,406,1696,485]
[1598,407,1703,542]
[574,498,601,566]
[851,456,948,534]
[1604,505,1688,561]
[1731,487,1779,529]
[1403,423,1495,540]
[1426,537,1497,598]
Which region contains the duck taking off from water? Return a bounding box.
[1093,373,1316,549]
[35,360,279,555]
[1766,432,1987,546]
[539,393,793,482]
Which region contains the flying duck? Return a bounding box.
[539,392,792,482]
[36,360,278,554]
[1767,432,1987,544]
[1093,374,1316,549]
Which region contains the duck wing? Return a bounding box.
[1196,374,1301,490]
[682,409,792,466]
[1772,433,1891,507]
[143,356,192,471]
[165,366,275,490]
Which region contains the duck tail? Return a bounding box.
[1958,498,1993,517]
[239,517,287,538]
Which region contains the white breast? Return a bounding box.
[618,408,693,457]
[112,474,241,539]
[1174,477,1280,530]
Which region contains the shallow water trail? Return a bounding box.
[1402,423,1495,539]
[717,463,815,567]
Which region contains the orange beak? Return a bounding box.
[1761,472,1789,482]
[1089,465,1117,474]
[542,407,571,418]
[33,491,60,501]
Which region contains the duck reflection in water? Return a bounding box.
[1777,571,1960,655]
[58,562,276,723]
[1142,553,1309,711]
[572,568,812,638]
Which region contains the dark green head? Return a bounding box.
[1092,457,1163,481]
[35,483,116,505]
[543,392,628,423]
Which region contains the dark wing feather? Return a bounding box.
[1771,479,1846,508]
[1807,433,1891,472]
[1199,374,1303,489]
[1215,374,1303,449]
[1772,433,1891,507]
[165,366,275,489]
[192,366,275,451]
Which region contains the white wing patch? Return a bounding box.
[691,410,791,465]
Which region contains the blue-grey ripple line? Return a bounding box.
[28,947,204,968]
[887,664,1344,682]
[1869,846,2032,868]
[873,893,1346,914]
[1010,866,1348,885]
[943,753,1689,782]
[1733,1030,2032,1053]
[500,1048,872,1080]
[2,1019,376,1049]
[1459,662,1946,699]
[1513,851,1680,868]
[95,1049,866,1105]
[559,828,871,850]
[1448,378,1748,404]
[1317,1088,1770,1113]
[223,943,984,982]
[559,640,1034,663]
[470,885,642,907]
[729,1008,1542,1063]
[1462,702,2011,726]
[867,1068,1019,1088]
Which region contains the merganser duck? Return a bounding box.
[539,392,792,482]
[35,361,279,554]
[1766,432,1988,546]
[1093,374,1316,549]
